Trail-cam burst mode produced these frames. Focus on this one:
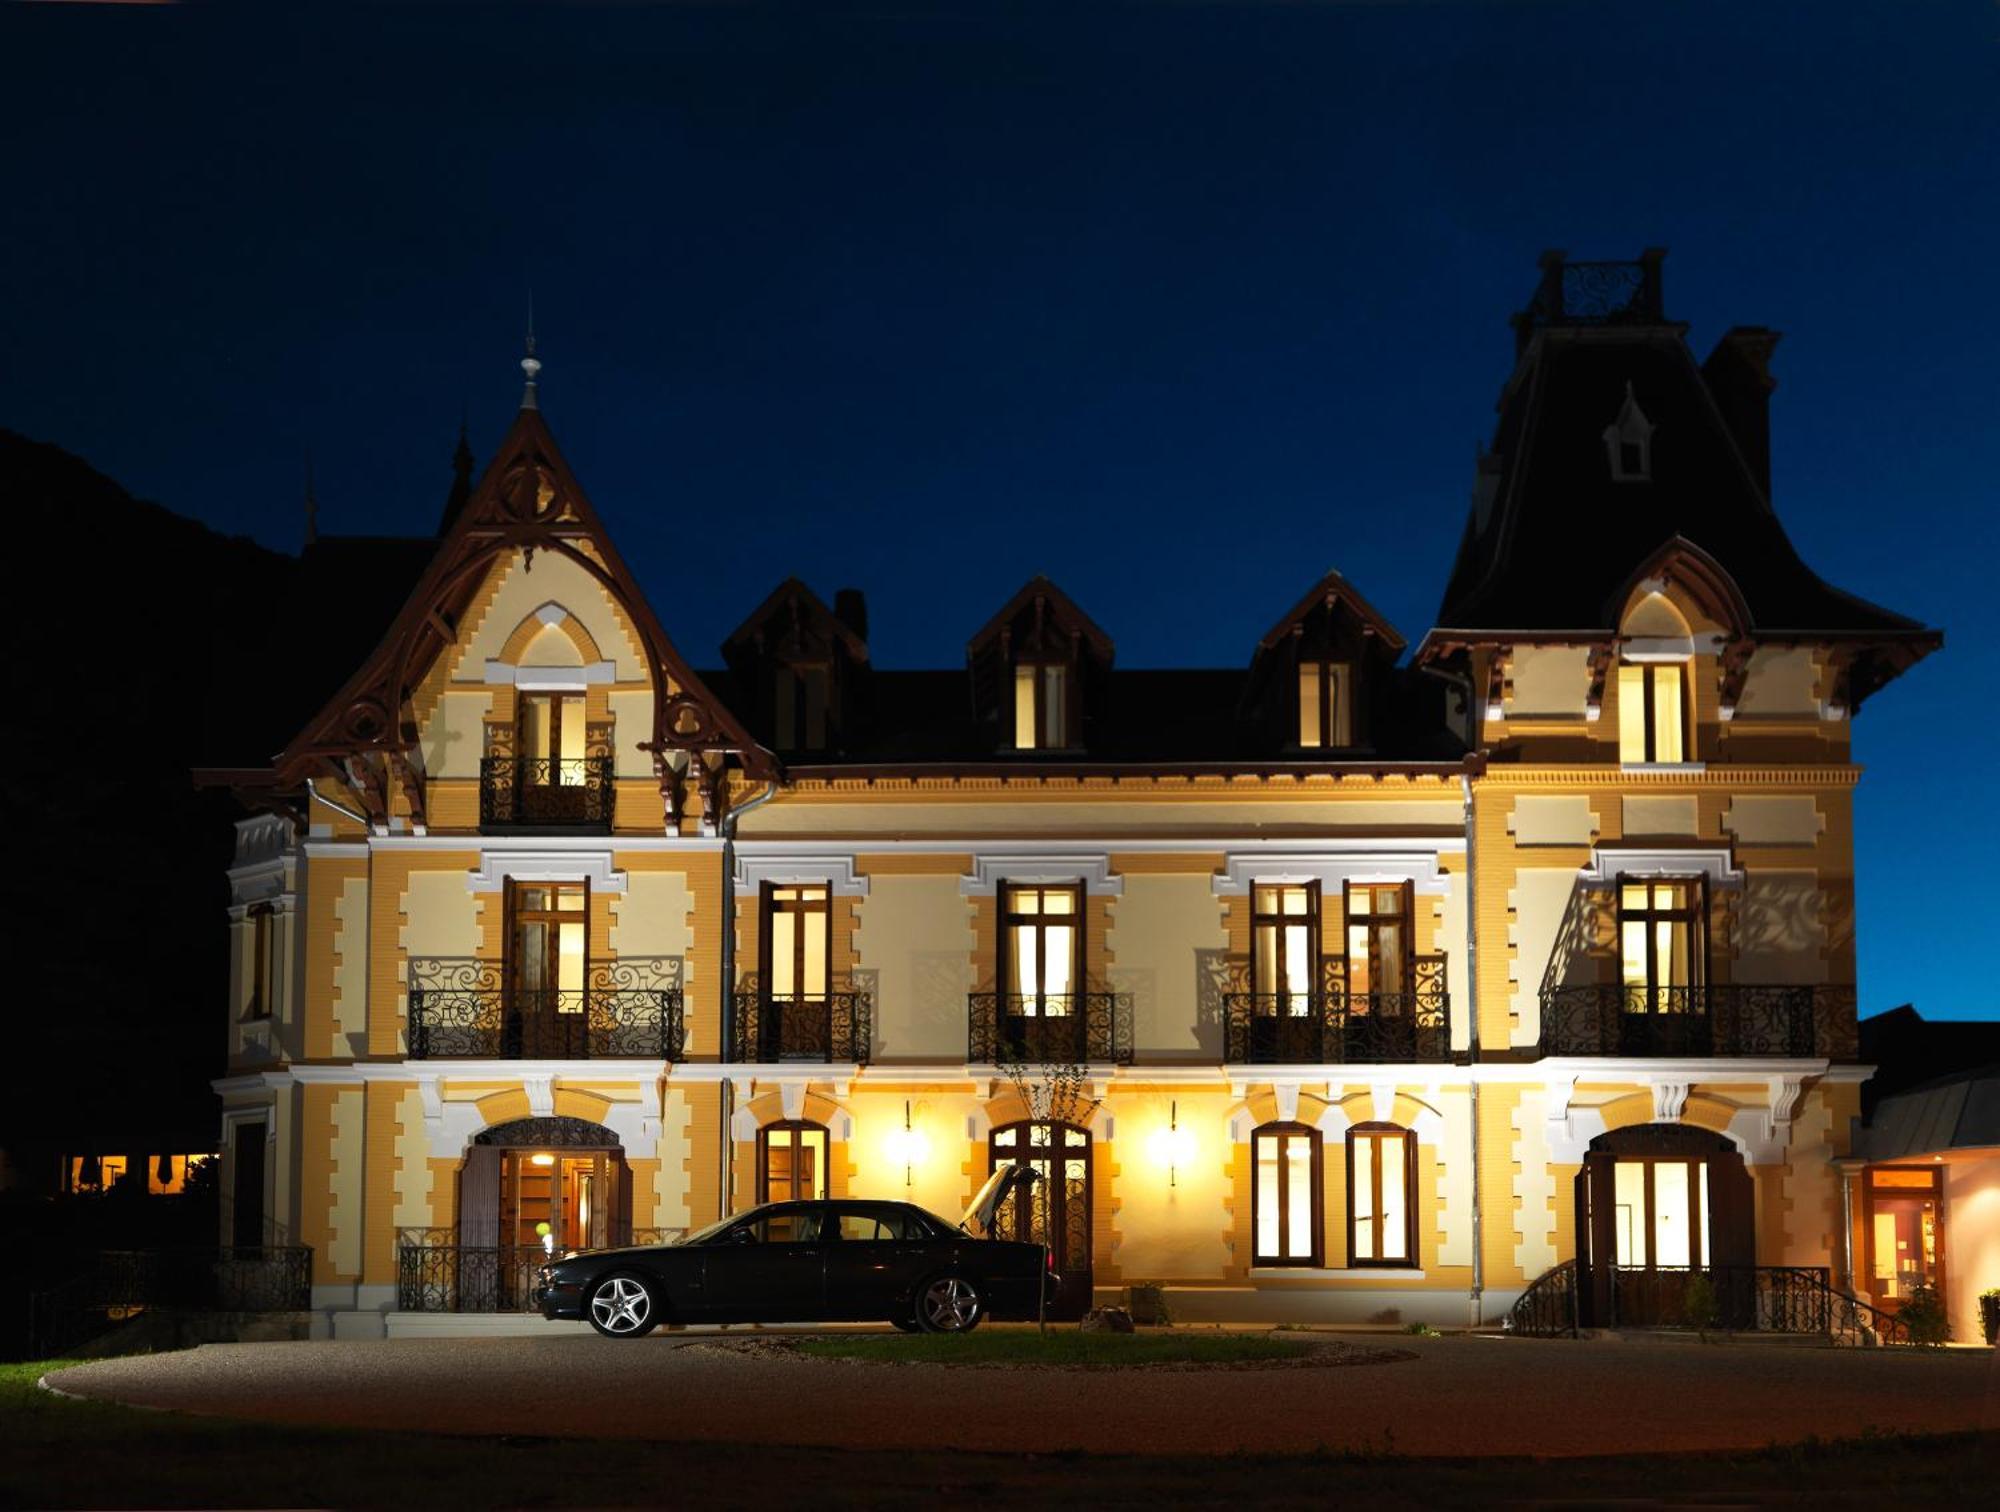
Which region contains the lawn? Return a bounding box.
[793,1329,1314,1366]
[4,1354,1996,1509]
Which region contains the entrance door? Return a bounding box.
[990,1120,1092,1318]
[1865,1167,1944,1311]
[1576,1124,1754,1328]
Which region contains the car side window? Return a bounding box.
[738,1208,825,1244]
[838,1213,889,1242]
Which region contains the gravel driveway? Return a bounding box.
[44,1333,2000,1458]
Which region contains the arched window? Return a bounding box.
[759,1120,828,1203]
[1252,1122,1322,1267]
[1347,1122,1417,1267]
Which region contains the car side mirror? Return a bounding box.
[730,1228,756,1245]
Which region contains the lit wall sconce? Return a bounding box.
[1150,1100,1196,1188]
[886,1099,929,1189]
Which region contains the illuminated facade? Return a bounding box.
[206,253,1939,1335]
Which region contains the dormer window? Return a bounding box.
[1617,662,1688,763]
[774,664,830,751]
[1013,660,1070,750]
[1604,382,1654,482]
[1298,660,1353,748]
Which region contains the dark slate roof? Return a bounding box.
[1435,324,1933,639]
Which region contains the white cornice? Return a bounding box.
[732,853,870,897]
[467,850,627,894]
[483,659,616,689]
[1211,847,1453,898]
[1579,845,1742,889]
[960,855,1123,896]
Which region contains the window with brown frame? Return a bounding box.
[1617,877,1706,1011]
[759,1120,828,1202]
[1252,883,1319,1014]
[1297,660,1353,749]
[1609,1156,1709,1269]
[507,881,588,1012]
[518,691,588,785]
[773,665,831,751]
[1343,881,1412,1002]
[762,883,831,1003]
[1000,883,1082,1013]
[244,904,275,1020]
[1012,660,1071,750]
[1347,1123,1417,1266]
[1253,1123,1322,1266]
[1864,1166,1943,1305]
[1616,662,1689,764]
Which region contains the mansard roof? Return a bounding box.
[1430,252,1940,653]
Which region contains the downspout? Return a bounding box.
[717,775,781,1222]
[306,776,371,831]
[1461,760,1484,1327]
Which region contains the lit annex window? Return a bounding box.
[1616,662,1688,763]
[1253,1123,1320,1266]
[1252,883,1317,1012]
[1297,660,1352,748]
[509,881,588,1012]
[1013,662,1069,749]
[1603,381,1654,482]
[1348,1123,1415,1266]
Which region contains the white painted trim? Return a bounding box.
[466,850,627,894]
[307,836,725,858]
[959,854,1123,896]
[1212,848,1452,898]
[1579,845,1741,888]
[732,837,1467,856]
[733,853,870,897]
[1249,1267,1427,1281]
[483,659,617,690]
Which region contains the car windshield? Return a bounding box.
[676,1213,746,1246]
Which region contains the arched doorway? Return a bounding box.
[990,1120,1093,1319]
[458,1116,632,1309]
[1574,1123,1753,1328]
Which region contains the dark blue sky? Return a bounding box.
[5,4,1994,1019]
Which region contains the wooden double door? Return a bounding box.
[1574,1124,1754,1328]
[989,1120,1092,1319]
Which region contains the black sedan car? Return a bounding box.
[538,1164,1055,1338]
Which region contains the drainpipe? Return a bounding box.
[717,776,781,1221]
[306,776,371,831]
[1461,761,1485,1328]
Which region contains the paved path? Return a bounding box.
[45,1333,2000,1458]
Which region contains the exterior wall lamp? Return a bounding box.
[1151,1100,1195,1188]
[886,1099,929,1189]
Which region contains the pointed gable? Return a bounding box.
[1244,571,1406,751]
[966,576,1113,753]
[273,405,768,830]
[722,578,870,753]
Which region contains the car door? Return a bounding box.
[824,1204,940,1320]
[700,1203,830,1321]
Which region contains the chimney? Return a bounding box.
[1703,326,1782,496]
[833,588,869,648]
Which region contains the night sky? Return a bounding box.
[5,4,1994,1019]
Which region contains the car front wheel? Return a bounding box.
[916,1275,984,1334]
[587,1273,658,1339]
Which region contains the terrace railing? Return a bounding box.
[729,989,873,1064]
[1223,955,1449,1065]
[407,958,684,1060]
[479,755,614,831]
[1537,983,1858,1060]
[966,991,1135,1066]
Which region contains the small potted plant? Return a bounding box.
[1979,1288,2000,1346]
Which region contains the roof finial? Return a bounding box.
[520,292,540,410]
[303,452,319,548]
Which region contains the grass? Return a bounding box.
[7,1354,2000,1509]
[791,1329,1313,1366]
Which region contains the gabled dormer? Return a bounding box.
[1603,382,1655,483]
[966,577,1112,754]
[1244,571,1405,752]
[722,579,870,754]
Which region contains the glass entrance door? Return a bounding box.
[990,1121,1091,1318]
[1866,1167,1943,1310]
[1608,1157,1711,1324]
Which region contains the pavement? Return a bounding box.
[43,1331,2000,1459]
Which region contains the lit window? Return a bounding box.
[1616,663,1688,763]
[518,692,587,786]
[1618,878,1703,1010]
[1348,1124,1415,1266]
[1003,883,1080,1009]
[1252,884,1318,1013]
[1612,1159,1709,1270]
[760,1121,829,1202]
[508,882,589,1038]
[1254,1123,1321,1266]
[1013,662,1069,749]
[765,884,830,1003]
[1297,661,1352,748]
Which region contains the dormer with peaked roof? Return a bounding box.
[966,576,1113,754]
[1243,570,1405,752]
[722,579,870,755]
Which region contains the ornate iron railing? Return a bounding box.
[1508,1258,1580,1338]
[1222,955,1449,1064]
[395,1228,685,1313]
[1830,1285,1913,1347]
[729,990,872,1064]
[480,755,614,830]
[1523,252,1664,327]
[25,1247,313,1356]
[966,992,1135,1065]
[407,957,684,1059]
[1537,983,1857,1060]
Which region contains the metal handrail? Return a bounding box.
[966,991,1134,1065]
[1538,983,1858,1059]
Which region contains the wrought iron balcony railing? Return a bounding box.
[1222,955,1449,1065]
[966,992,1135,1066]
[729,990,873,1064]
[1536,983,1858,1060]
[479,755,614,830]
[395,1227,683,1313]
[407,958,685,1059]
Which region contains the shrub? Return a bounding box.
[1898,1284,1950,1347]
[1682,1274,1720,1337]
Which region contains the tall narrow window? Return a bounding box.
[764,884,830,1004]
[1348,1124,1416,1266]
[1343,882,1411,1003]
[1611,1159,1709,1270]
[1012,662,1070,749]
[1252,883,1319,1014]
[1616,663,1688,764]
[1618,878,1705,1012]
[1865,1167,1943,1303]
[1253,1123,1322,1266]
[244,904,275,1020]
[518,692,587,786]
[1297,661,1352,748]
[760,1120,829,1202]
[506,881,588,1056]
[1002,883,1081,1014]
[773,665,831,751]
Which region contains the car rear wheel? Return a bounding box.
[916,1275,984,1334]
[587,1273,658,1339]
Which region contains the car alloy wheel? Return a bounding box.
[919,1276,983,1334]
[588,1274,656,1338]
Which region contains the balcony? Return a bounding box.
[1222,955,1450,1065]
[729,989,873,1064]
[479,755,613,832]
[1536,983,1858,1060]
[407,958,684,1059]
[966,992,1134,1066]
